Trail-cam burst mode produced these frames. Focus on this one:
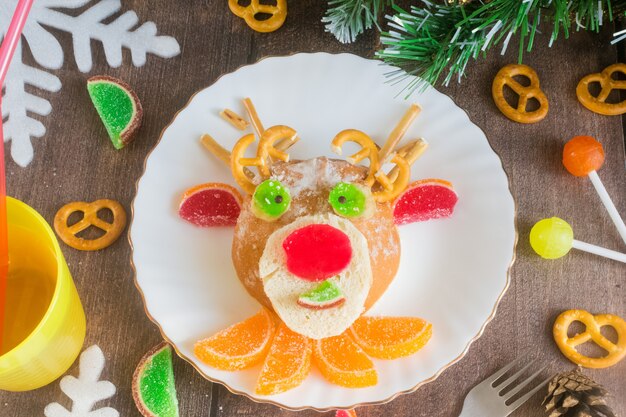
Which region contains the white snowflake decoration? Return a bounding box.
[44,345,119,417]
[0,0,180,167]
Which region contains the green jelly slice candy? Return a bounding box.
[132,342,179,417]
[252,179,291,221]
[87,75,143,149]
[329,182,371,218]
[297,280,345,310]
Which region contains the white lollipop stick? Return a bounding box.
[572,239,626,263]
[587,170,626,245]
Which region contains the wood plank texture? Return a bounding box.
[1,1,624,416]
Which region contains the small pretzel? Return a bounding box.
[373,154,411,202]
[553,309,626,369]
[228,0,287,33]
[576,63,626,116]
[331,129,380,186]
[492,64,548,123]
[54,200,127,251]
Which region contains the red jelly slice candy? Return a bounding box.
[336,410,358,417]
[393,179,458,225]
[282,224,352,282]
[562,135,605,177]
[179,183,242,227]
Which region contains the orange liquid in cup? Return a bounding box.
[0,197,85,391]
[1,226,56,356]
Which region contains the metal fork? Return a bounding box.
[458,356,552,417]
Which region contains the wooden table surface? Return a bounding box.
[2,1,625,416]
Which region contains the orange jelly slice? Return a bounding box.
[313,332,377,388]
[256,323,312,395]
[349,316,432,359]
[194,309,275,371]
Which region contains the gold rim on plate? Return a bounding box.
[127,52,518,412]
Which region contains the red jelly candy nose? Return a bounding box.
[282,224,352,282]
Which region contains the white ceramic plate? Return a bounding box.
[130,53,516,411]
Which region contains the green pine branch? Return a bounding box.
[376,0,623,96]
[323,0,393,43]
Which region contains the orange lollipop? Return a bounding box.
[562,136,626,245]
[562,135,604,177]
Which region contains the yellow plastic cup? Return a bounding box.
[0,197,85,391]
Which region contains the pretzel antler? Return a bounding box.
[372,154,411,202]
[243,97,300,156]
[256,125,298,177]
[372,104,424,201]
[231,133,265,194]
[378,104,421,163]
[388,138,428,183]
[230,125,298,194]
[331,105,426,202]
[331,129,380,186]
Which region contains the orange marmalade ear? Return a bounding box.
[392,179,458,225]
[178,183,243,227]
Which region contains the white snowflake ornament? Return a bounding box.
[44,345,119,417]
[0,0,181,167]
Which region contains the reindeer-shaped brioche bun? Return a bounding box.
[233,158,400,339]
[183,102,458,342]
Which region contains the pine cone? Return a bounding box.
[542,368,615,417]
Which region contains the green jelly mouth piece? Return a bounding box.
[88,80,135,149]
[139,345,180,417]
[299,280,344,304]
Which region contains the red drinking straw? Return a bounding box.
[0,0,34,353]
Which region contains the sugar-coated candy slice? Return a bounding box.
[529,217,574,259]
[283,224,352,282]
[336,410,358,417]
[329,182,372,218]
[252,179,291,221]
[312,332,377,388]
[87,75,142,149]
[255,323,312,395]
[179,183,242,227]
[563,135,605,177]
[132,342,179,417]
[349,316,432,359]
[393,179,458,225]
[297,280,345,310]
[194,309,275,370]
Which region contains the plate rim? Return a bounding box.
[128,52,518,412]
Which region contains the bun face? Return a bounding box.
[232,158,401,338]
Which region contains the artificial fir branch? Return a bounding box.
[373,0,625,95]
[323,0,392,43]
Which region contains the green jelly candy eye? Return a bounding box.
[253,179,291,220]
[329,182,369,218]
